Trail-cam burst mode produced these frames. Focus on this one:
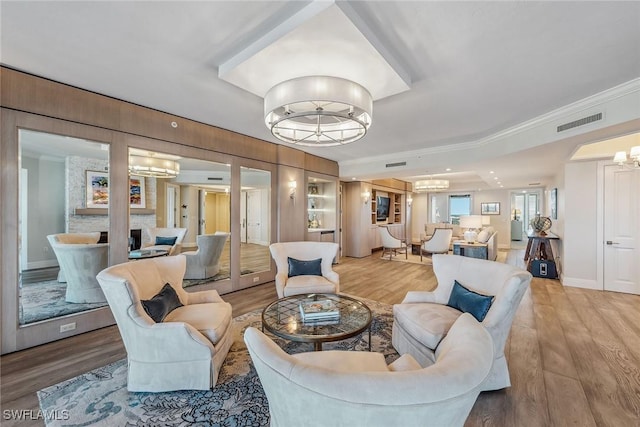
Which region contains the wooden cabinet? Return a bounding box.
[370,190,404,225]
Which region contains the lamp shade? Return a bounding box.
[613,151,627,164]
[459,215,483,229]
[481,215,491,226]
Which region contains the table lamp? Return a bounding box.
[460,215,483,243]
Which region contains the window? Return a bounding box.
[449,195,471,225]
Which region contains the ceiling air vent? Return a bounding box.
[385,161,406,168]
[557,112,602,132]
[529,182,541,186]
[207,177,223,181]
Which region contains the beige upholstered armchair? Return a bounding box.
[183,233,229,280]
[269,242,339,298]
[420,228,453,260]
[378,226,408,260]
[96,255,233,392]
[393,254,532,391]
[142,227,187,255]
[245,313,493,427]
[47,233,108,303]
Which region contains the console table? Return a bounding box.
[453,241,488,260]
[524,232,559,279]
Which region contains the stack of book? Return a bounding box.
[299,299,340,323]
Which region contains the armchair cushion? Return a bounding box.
[156,236,178,246]
[164,303,232,345]
[288,257,322,277]
[447,280,494,322]
[393,303,460,349]
[141,283,184,323]
[282,275,336,297]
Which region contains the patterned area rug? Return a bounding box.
[20,280,107,324]
[38,298,397,426]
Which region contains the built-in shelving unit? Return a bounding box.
[306,176,337,242]
[370,189,404,225]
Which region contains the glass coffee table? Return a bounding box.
[128,249,169,260]
[262,293,372,351]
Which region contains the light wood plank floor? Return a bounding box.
[2,251,639,426]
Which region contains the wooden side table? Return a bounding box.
[524,232,559,279]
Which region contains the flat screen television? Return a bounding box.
[376,196,390,221]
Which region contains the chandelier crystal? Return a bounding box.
[414,179,450,192]
[129,154,180,178]
[264,76,372,147]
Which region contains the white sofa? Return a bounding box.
[269,241,339,298]
[47,233,108,303]
[96,255,233,392]
[392,254,531,391]
[245,312,493,427]
[477,226,498,261]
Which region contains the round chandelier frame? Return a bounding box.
[264,76,372,147]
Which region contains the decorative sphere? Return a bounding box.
[530,216,552,234]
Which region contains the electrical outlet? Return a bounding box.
[253,276,259,283]
[60,322,76,333]
[43,246,49,253]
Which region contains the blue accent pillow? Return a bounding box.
[288,257,322,277]
[141,283,183,323]
[155,236,177,246]
[447,280,494,322]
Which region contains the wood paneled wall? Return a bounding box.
[0,66,338,353]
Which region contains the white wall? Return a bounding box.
[473,190,511,249]
[562,161,598,288]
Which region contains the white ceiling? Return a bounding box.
[2,1,640,190]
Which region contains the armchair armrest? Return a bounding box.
[401,291,438,304]
[186,289,224,305]
[275,272,288,297]
[324,270,339,285]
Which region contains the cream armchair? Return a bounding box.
[269,242,339,298]
[96,255,233,392]
[183,233,228,280]
[393,254,532,391]
[245,312,493,427]
[142,227,187,255]
[47,233,107,303]
[420,228,453,260]
[378,226,408,260]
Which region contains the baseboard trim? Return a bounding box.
[561,276,601,290]
[26,260,58,270]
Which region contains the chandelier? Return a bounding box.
[613,146,640,168]
[414,179,450,192]
[264,76,372,147]
[129,154,180,178]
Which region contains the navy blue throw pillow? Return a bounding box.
[141,283,183,323]
[447,280,494,322]
[288,257,322,277]
[155,236,177,246]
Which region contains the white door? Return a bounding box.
[604,165,639,294]
[240,191,247,243]
[247,190,262,244]
[166,184,180,228]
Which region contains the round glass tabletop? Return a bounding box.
[261,293,372,351]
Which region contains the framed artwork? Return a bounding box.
[550,188,557,220]
[129,175,146,209]
[86,170,109,207]
[480,202,500,215]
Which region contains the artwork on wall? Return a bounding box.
[86,170,109,207]
[86,171,146,209]
[480,202,500,215]
[129,175,146,209]
[550,188,557,220]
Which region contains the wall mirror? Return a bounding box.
[19,129,110,325]
[128,148,231,284]
[240,166,271,275]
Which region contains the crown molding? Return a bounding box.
[340,77,640,170]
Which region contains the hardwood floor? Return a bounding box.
[2,251,639,426]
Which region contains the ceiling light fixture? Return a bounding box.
[613,146,640,168]
[129,153,180,178]
[414,179,450,192]
[264,76,372,147]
